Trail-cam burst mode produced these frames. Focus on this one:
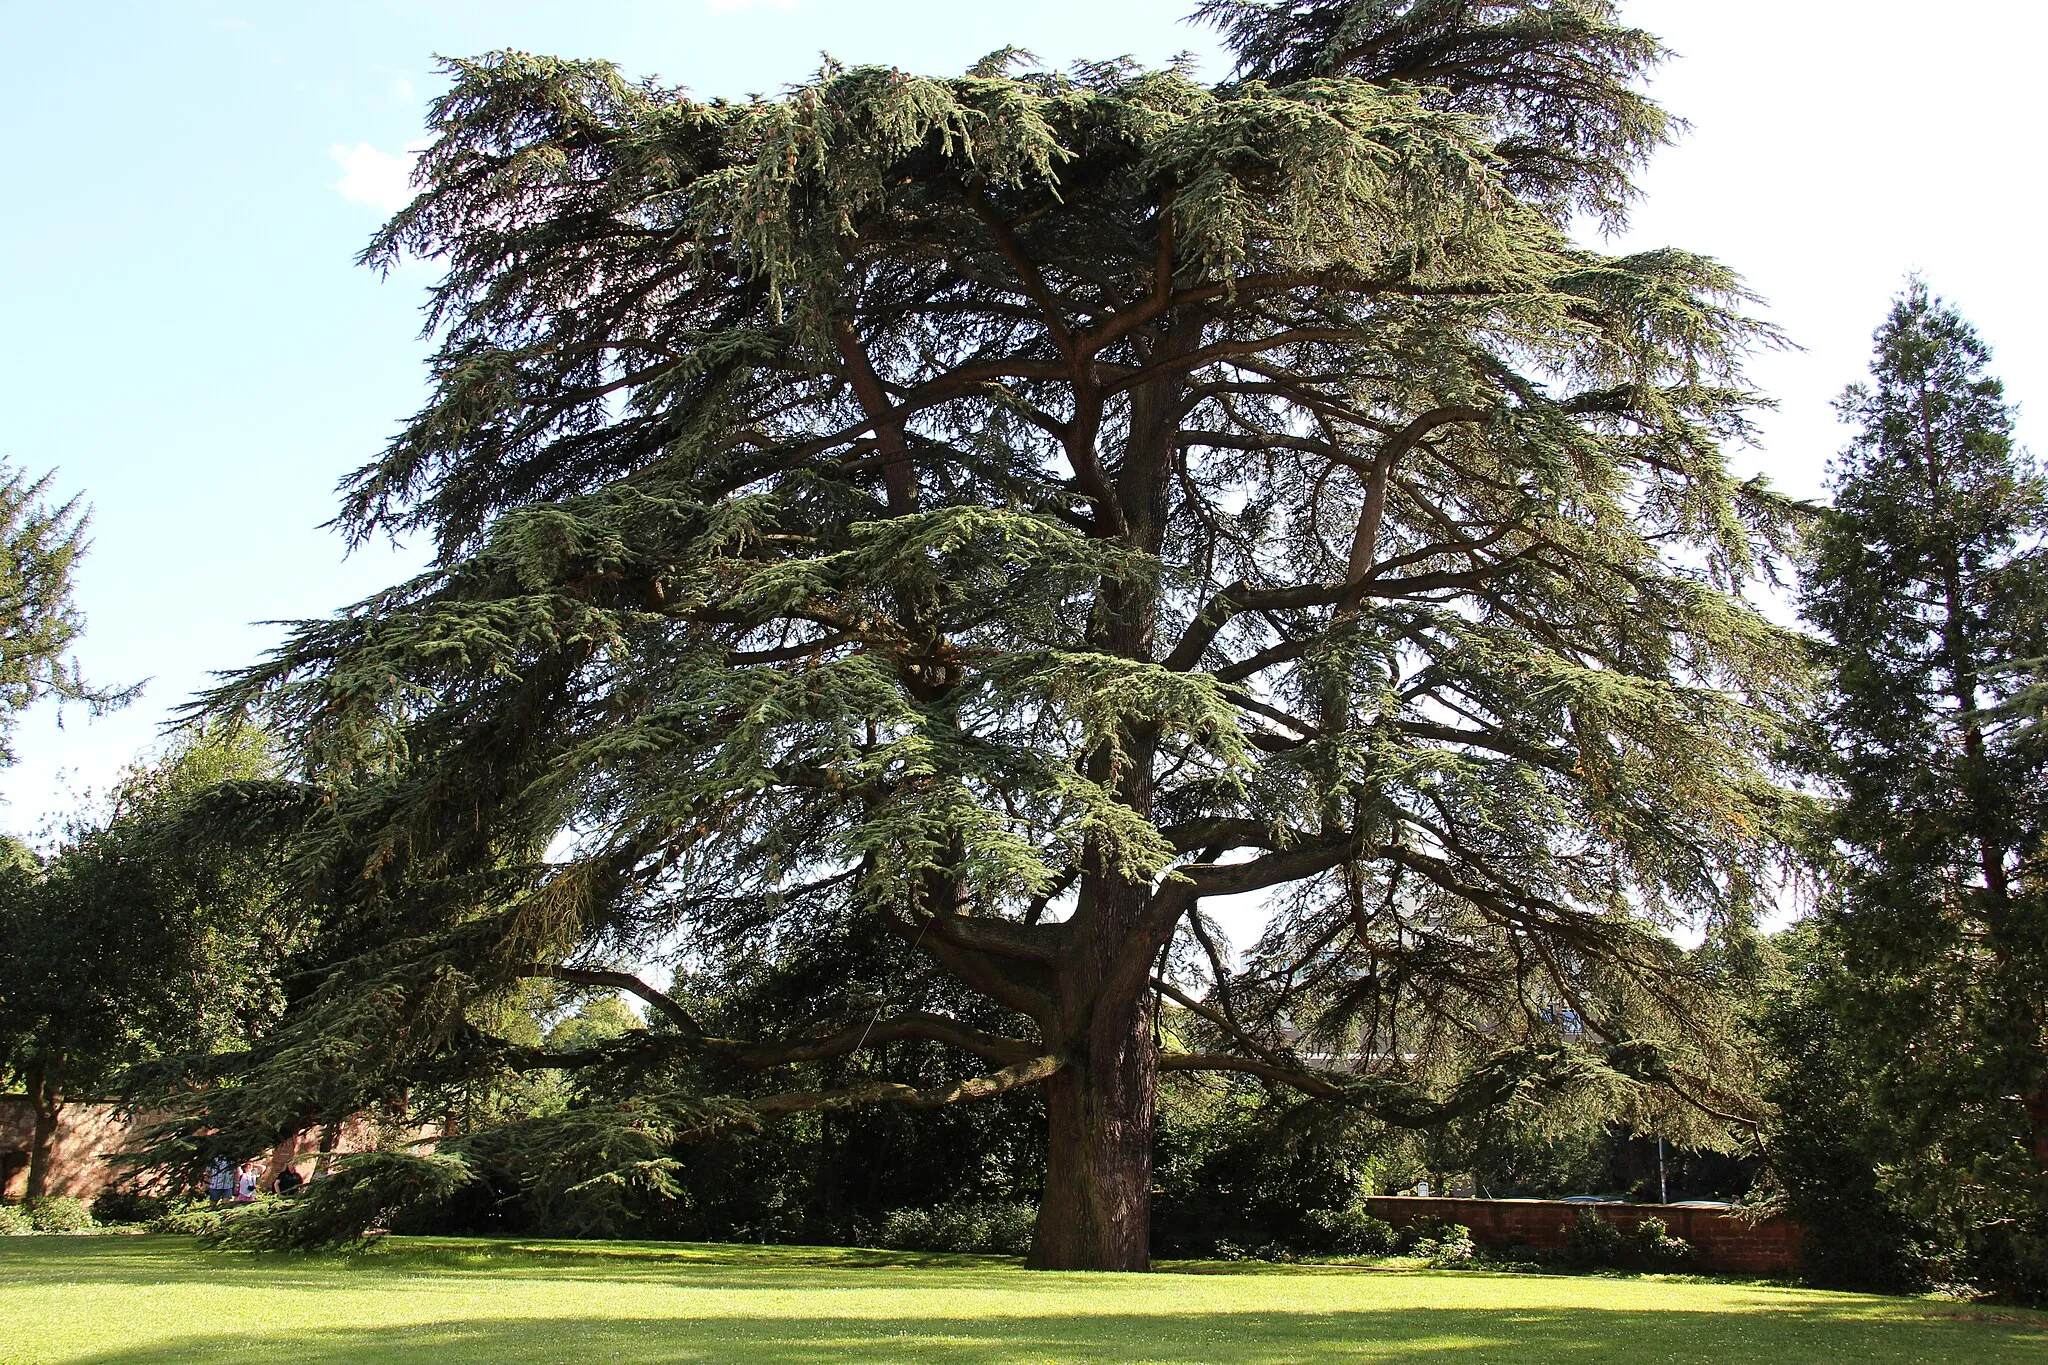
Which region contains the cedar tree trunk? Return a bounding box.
[1028,875,1162,1272]
[1028,1002,1156,1271]
[1025,351,1187,1271]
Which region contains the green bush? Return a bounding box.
[25,1197,96,1234]
[1560,1208,1695,1270]
[877,1202,1035,1255]
[1964,1216,2048,1304]
[1563,1208,1628,1266]
[91,1188,171,1226]
[0,1203,31,1235]
[1186,1209,1394,1264]
[1401,1218,1476,1266]
[147,1199,227,1236]
[1302,1207,1397,1257]
[1629,1215,1693,1269]
[1213,1240,1301,1263]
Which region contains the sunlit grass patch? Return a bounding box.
[1,1235,2042,1363]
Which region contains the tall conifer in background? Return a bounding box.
[1800,282,2048,1293]
[168,0,1806,1269]
[0,465,128,760]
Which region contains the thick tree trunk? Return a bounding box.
[1024,322,1189,1271]
[23,1060,61,1203]
[1027,990,1156,1271]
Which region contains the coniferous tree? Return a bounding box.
[174,0,1805,1269]
[0,465,128,761]
[1800,281,2048,1295]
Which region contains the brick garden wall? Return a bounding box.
[0,1099,137,1200]
[1364,1195,1804,1275]
[0,1095,387,1201]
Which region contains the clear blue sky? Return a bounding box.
[2,0,2044,837]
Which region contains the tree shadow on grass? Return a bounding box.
[52,1305,2048,1365]
[0,1235,1034,1294]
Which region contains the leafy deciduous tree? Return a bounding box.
[0,731,291,1199]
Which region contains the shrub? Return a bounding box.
[878,1207,936,1249]
[0,1204,31,1236]
[979,1202,1036,1255]
[1563,1208,1628,1267]
[1212,1240,1300,1263]
[878,1201,1035,1255]
[1302,1207,1397,1257]
[1968,1217,2048,1304]
[25,1197,96,1234]
[1629,1216,1693,1270]
[1398,1216,1461,1253]
[147,1200,227,1236]
[92,1188,171,1226]
[1401,1218,1476,1266]
[1489,1241,1558,1270]
[1560,1208,1695,1271]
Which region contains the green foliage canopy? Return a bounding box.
[0,729,294,1197]
[182,0,1804,1267]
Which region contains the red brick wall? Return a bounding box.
[1364,1195,1804,1275]
[0,1099,142,1200]
[0,1096,392,1201]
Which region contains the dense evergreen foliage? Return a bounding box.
[156,0,1804,1269]
[0,465,127,765]
[1755,926,1942,1291]
[1796,282,2048,1298]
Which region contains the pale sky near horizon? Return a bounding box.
[1,0,2044,846]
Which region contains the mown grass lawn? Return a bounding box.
[1,1236,2043,1364]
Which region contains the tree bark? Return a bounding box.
[1026,312,1192,1272]
[23,1059,61,1203]
[1027,982,1156,1271]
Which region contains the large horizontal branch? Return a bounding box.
[878,910,1058,1024]
[744,1052,1064,1122]
[1156,817,1294,855]
[512,969,1036,1069]
[1160,1043,1637,1130]
[1107,328,1375,396]
[1161,560,1516,673]
[1394,719,1571,773]
[1179,833,1363,899]
[922,912,1069,965]
[1158,1052,1344,1098]
[1149,976,1296,1073]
